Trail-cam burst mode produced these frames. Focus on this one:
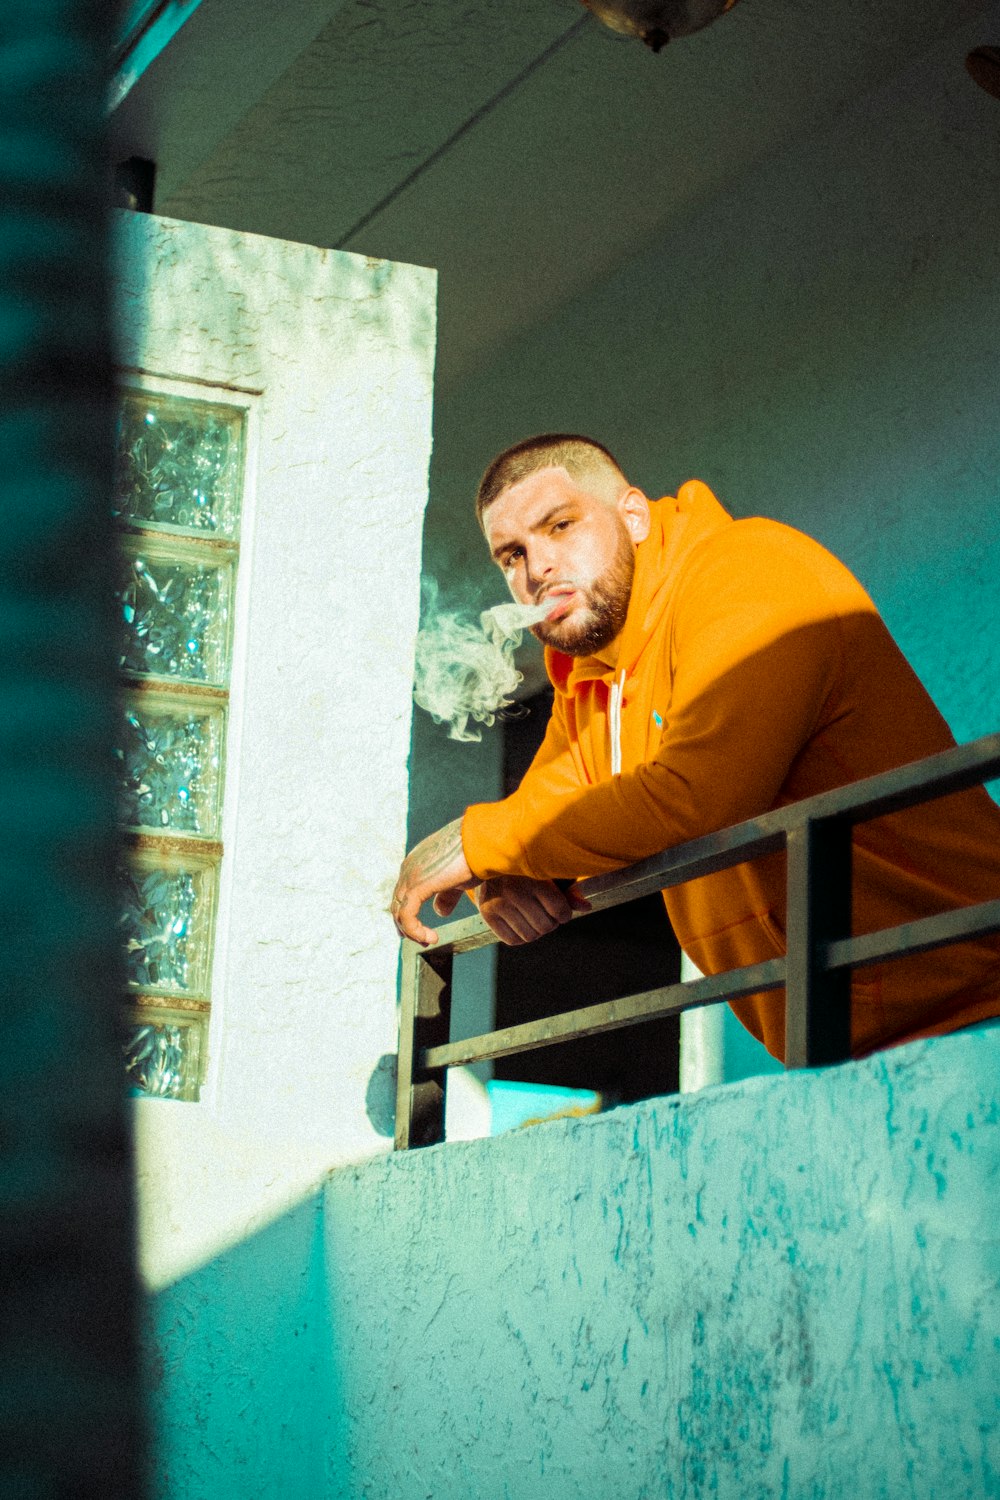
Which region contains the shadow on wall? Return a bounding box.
[144,1189,337,1500]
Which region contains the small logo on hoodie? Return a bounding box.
[652,710,663,729]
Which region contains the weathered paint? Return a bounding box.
[148,1027,1000,1497]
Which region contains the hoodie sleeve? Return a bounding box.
[462,524,857,881]
[461,687,586,876]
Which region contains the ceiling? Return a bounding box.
[110,0,992,391]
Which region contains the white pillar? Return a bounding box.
[678,953,726,1091]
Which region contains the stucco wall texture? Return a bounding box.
[149,1026,1000,1498]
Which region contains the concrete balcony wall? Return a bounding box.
[148,1025,1000,1498]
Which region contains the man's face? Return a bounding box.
[483,466,640,656]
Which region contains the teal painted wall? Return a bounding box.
[148,1026,1000,1497]
[145,1196,334,1496]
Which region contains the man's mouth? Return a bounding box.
[541,586,578,621]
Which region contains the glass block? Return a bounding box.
[116,697,225,836]
[117,548,235,685]
[114,387,245,537]
[119,858,217,995]
[124,1014,204,1102]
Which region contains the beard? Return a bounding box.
[531,523,635,657]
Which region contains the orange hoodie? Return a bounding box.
[462,482,1000,1062]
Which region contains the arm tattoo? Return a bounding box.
[406,818,463,883]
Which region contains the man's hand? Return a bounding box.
[391,824,592,948]
[391,818,476,946]
[476,875,591,946]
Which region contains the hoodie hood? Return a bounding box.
[545,479,733,699]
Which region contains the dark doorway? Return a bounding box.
[494,687,681,1105]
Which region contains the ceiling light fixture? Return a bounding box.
[966,46,1000,102]
[578,0,741,52]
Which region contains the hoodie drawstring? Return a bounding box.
[609,670,625,776]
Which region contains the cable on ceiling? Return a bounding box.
[333,13,591,249]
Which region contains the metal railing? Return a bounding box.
[395,733,1000,1149]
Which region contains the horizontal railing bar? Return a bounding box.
[417,912,498,956]
[825,898,1000,972]
[408,821,783,963]
[415,733,1000,961]
[573,826,785,912]
[419,957,786,1071]
[802,733,1000,827]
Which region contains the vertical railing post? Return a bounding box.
[785,817,853,1067]
[395,940,452,1149]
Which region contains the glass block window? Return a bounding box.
[114,387,244,537]
[123,1013,205,1104]
[114,382,247,1101]
[119,851,218,996]
[117,542,236,686]
[115,692,225,836]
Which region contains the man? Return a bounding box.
[392,434,1000,1061]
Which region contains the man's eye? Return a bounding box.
[552,520,572,533]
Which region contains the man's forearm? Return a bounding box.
[391,817,475,946]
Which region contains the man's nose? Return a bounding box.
[525,540,557,592]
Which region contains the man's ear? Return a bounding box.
[618,488,651,544]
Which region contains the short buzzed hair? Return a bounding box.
[475,433,629,529]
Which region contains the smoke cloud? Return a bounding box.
[413,581,550,742]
